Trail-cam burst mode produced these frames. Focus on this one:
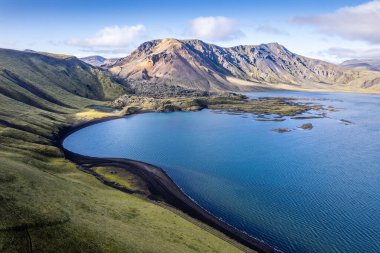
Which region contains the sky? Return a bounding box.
[0,0,379,63]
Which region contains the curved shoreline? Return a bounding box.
[56,116,280,253]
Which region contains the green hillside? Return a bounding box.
[0,49,248,252]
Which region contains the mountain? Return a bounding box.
[80,55,118,67]
[80,55,106,66]
[0,49,126,109]
[341,59,380,71]
[108,38,380,92]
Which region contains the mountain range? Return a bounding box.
[98,38,380,93]
[18,40,380,96]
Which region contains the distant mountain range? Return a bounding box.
[78,38,380,93]
[340,59,380,72]
[80,55,118,67]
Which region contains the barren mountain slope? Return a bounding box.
[109,39,380,92]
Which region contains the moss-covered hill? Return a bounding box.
[0,49,249,252]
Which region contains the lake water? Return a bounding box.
[63,91,380,253]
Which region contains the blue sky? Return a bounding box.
[0,0,379,62]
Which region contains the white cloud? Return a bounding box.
[190,16,243,41]
[66,24,146,48]
[292,1,380,44]
[256,25,289,35]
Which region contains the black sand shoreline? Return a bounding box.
[55,115,280,253]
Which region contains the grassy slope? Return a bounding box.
[0,49,247,253]
[93,166,149,193]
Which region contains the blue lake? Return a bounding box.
[64,91,380,253]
